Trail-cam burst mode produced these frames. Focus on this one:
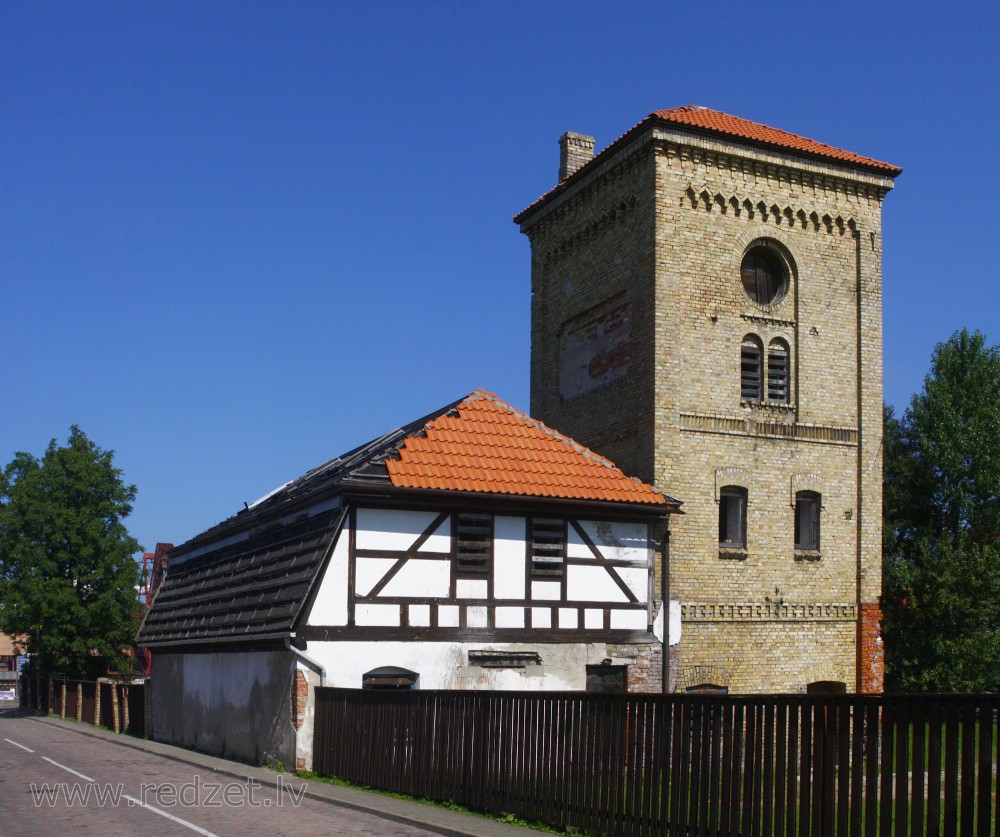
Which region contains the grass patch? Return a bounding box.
[295,769,575,834]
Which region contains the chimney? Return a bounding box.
[559,131,595,181]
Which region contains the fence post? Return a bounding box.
[122,685,130,733]
[59,681,66,719]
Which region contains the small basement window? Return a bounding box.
[806,680,847,695]
[529,517,565,578]
[468,650,542,669]
[362,667,418,690]
[719,486,748,552]
[686,683,729,694]
[454,512,492,577]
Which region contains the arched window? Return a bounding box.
[719,486,748,550]
[767,338,790,403]
[740,335,763,401]
[794,491,821,551]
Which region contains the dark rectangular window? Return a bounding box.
[719,486,747,550]
[794,492,821,551]
[454,512,492,577]
[529,517,564,578]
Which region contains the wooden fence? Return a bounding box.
[313,688,999,837]
[19,673,146,737]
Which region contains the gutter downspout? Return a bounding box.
[285,635,326,687]
[661,525,671,695]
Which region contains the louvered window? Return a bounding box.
[767,339,790,403]
[741,335,763,401]
[454,512,492,576]
[529,517,564,578]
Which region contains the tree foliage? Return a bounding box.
[0,427,142,678]
[883,329,1000,692]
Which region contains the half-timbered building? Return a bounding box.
[137,389,681,770]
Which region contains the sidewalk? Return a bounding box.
[25,712,551,837]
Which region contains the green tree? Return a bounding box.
[883,329,1000,691]
[0,427,142,679]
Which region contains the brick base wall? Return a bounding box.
[291,669,308,731]
[606,642,680,693]
[857,602,884,693]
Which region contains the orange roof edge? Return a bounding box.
[515,106,901,223]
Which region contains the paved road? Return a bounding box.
[0,709,441,836]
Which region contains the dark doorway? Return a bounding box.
[586,664,627,694]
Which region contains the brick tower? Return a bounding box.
[515,108,901,693]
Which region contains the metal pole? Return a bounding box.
[661,525,671,695]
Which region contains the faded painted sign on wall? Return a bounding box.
[559,294,632,399]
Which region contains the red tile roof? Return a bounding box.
[515,106,901,223]
[385,390,670,507]
[652,106,902,174]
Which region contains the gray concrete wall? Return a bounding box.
[149,649,296,768]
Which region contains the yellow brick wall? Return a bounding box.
[520,122,895,693]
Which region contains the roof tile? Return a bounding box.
[652,106,901,173]
[515,106,901,223]
[385,390,667,506]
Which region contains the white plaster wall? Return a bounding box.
[609,609,648,630]
[531,580,560,600]
[566,565,629,602]
[493,515,526,599]
[355,603,400,626]
[495,606,526,628]
[307,527,349,626]
[652,600,682,646]
[307,641,634,691]
[381,559,450,597]
[306,510,654,630]
[356,508,450,552]
[456,579,488,598]
[355,557,396,596]
[567,519,650,564]
[614,567,649,600]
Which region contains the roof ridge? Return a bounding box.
[458,389,624,473]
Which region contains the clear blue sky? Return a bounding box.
[3,2,998,554]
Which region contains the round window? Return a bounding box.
[740,247,788,306]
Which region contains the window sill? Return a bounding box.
[740,400,795,412]
[794,549,822,562]
[718,547,748,560]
